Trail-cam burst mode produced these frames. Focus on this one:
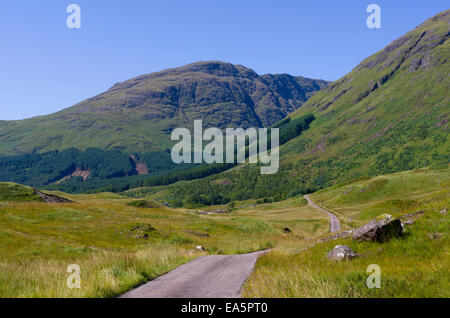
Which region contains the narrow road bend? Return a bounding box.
[304,195,341,232]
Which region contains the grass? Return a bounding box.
[0,185,327,297]
[1,167,447,297]
[241,167,449,297]
[0,244,194,298]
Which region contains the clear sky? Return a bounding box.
[0,0,448,120]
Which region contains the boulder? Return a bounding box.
[283,227,292,234]
[439,208,447,215]
[352,214,403,243]
[196,245,206,252]
[403,219,415,226]
[327,245,358,261]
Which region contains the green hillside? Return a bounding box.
[0,183,44,202]
[151,10,449,206]
[0,61,328,156]
[287,9,449,176]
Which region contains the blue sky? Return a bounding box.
[0,0,448,120]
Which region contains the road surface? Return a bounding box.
[304,195,341,232]
[120,250,266,298]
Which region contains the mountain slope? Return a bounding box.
[150,10,449,206]
[287,9,449,176]
[0,61,328,156]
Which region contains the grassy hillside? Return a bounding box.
[151,10,449,206]
[0,61,328,156]
[0,183,43,202]
[242,167,449,297]
[286,9,449,176]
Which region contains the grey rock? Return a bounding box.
[429,233,443,240]
[327,245,358,261]
[352,214,403,243]
[439,208,447,215]
[196,245,206,252]
[403,219,415,226]
[34,190,72,203]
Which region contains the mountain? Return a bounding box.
[0,61,328,156]
[287,9,449,175]
[150,10,449,206]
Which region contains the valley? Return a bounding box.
[0,9,448,299]
[0,166,447,297]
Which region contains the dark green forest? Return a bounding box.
[0,114,316,195]
[0,148,176,188]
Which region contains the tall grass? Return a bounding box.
[0,243,195,298]
[242,168,450,298]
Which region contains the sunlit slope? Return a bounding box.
[286,9,449,179]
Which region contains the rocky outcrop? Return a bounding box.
[34,190,72,203]
[128,223,158,239]
[352,214,403,243]
[327,245,358,261]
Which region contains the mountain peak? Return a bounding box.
[175,61,258,78]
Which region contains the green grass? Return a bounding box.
[242,167,449,297]
[0,187,327,297]
[1,168,448,297]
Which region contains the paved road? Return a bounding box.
[304,195,341,233]
[120,250,266,298]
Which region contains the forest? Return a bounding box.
[0,113,318,196]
